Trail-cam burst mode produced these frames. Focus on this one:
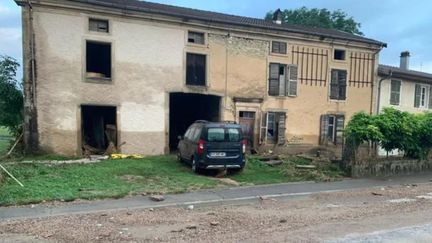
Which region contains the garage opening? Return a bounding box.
[81,105,117,154]
[169,93,221,151]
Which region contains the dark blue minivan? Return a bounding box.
[177,120,247,173]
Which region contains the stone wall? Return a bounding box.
[351,158,432,177]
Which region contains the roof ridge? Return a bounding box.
[69,0,386,46]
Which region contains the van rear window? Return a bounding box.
[207,128,241,142]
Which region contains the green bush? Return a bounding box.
[345,107,432,159]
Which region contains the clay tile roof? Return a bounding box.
[74,0,386,47]
[379,64,432,84]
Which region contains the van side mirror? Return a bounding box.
[177,135,183,140]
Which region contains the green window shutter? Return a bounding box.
[429,86,432,109]
[287,65,298,96]
[390,80,401,105]
[414,84,421,108]
[319,115,329,145]
[269,64,280,96]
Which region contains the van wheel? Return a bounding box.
[191,158,200,173]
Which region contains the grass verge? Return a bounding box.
[0,127,12,155]
[0,155,345,206]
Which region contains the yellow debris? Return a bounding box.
[110,154,144,159]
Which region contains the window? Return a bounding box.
[190,126,201,142]
[390,80,401,105]
[334,49,346,60]
[320,115,345,145]
[188,31,205,45]
[186,53,206,86]
[239,111,255,119]
[260,112,286,144]
[89,18,109,33]
[414,84,432,109]
[206,128,241,142]
[268,63,298,96]
[330,69,347,100]
[86,41,111,80]
[271,41,287,54]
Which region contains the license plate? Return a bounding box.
[210,152,226,157]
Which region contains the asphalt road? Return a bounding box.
[1,172,432,221]
[2,175,432,242]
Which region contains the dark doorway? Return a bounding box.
[81,105,117,153]
[169,93,221,151]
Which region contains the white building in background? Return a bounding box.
[377,51,432,156]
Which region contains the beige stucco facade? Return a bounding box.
[18,0,384,156]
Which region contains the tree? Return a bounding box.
[0,55,23,136]
[265,7,363,36]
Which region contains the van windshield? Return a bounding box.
[206,127,241,142]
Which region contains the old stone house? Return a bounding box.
[15,0,386,156]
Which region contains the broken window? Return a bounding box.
[271,41,287,54]
[320,114,344,145]
[330,69,347,100]
[334,49,346,60]
[86,41,111,80]
[89,18,109,33]
[81,105,117,154]
[268,63,298,96]
[186,53,206,86]
[188,31,205,44]
[414,84,431,109]
[390,80,401,105]
[260,112,286,144]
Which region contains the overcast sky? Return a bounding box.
[2,0,432,79]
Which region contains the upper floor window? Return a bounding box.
[414,84,432,109]
[334,49,346,60]
[330,69,347,100]
[188,31,205,45]
[268,63,298,97]
[390,80,401,105]
[271,41,287,54]
[86,41,111,80]
[186,53,206,86]
[89,18,109,33]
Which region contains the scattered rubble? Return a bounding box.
[217,178,240,186]
[210,221,219,226]
[149,195,165,202]
[186,224,197,230]
[264,160,283,167]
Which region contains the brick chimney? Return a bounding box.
[400,51,410,70]
[272,9,283,25]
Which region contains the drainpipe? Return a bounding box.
[28,0,36,105]
[376,70,392,114]
[23,0,38,152]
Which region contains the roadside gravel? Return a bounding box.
[2,183,432,242]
